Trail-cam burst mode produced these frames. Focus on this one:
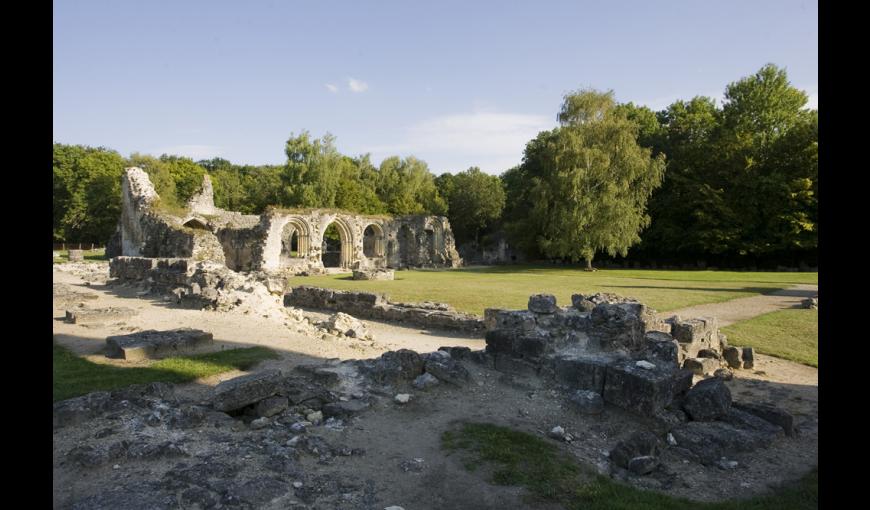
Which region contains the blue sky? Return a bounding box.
[54,0,817,175]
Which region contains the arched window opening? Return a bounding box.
[363,224,385,258]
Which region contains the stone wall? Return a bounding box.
[284,286,485,333]
[116,168,461,273]
[482,293,742,417]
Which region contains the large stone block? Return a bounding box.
[733,402,795,436]
[528,294,557,314]
[484,330,516,354]
[682,357,720,376]
[682,378,732,421]
[669,421,772,465]
[603,361,693,415]
[105,328,213,360]
[553,355,613,393]
[211,369,284,412]
[65,306,138,325]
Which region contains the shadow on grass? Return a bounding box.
[52,342,280,402]
[603,284,779,295]
[442,422,817,510]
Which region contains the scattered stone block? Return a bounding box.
[669,421,771,465]
[722,346,743,369]
[610,431,662,475]
[65,306,138,325]
[105,328,213,360]
[425,357,471,385]
[682,378,732,421]
[211,370,284,412]
[682,357,720,376]
[351,269,394,281]
[742,347,755,369]
[733,402,795,437]
[413,373,440,390]
[68,249,84,262]
[528,294,557,314]
[324,312,372,339]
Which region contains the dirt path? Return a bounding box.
[658,284,818,326]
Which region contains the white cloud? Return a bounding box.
[348,78,369,93]
[325,83,338,93]
[806,92,818,109]
[365,111,555,174]
[152,145,223,161]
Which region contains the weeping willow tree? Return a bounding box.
[522,89,666,269]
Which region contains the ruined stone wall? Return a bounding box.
[285,286,485,333]
[117,168,461,273]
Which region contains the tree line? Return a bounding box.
[53,64,816,267]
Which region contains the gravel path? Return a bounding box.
[658,284,818,326]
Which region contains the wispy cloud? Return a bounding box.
[325,83,338,93]
[365,110,555,174]
[152,145,223,161]
[348,78,368,93]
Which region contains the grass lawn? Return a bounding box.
[299,265,818,314]
[721,308,818,367]
[53,342,281,402]
[442,422,817,510]
[53,248,108,264]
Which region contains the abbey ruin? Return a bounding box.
[111,167,462,274]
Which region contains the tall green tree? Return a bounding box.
[53,144,126,242]
[442,167,506,244]
[518,89,666,268]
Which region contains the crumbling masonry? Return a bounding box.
[111,167,462,274]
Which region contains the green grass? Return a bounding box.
[53,342,281,402]
[53,248,108,264]
[721,308,818,367]
[300,265,818,314]
[442,422,818,510]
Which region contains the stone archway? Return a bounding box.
[280,218,311,268]
[261,216,314,270]
[320,217,353,269]
[363,223,385,258]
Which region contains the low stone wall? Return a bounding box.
[284,286,485,334]
[482,293,751,417]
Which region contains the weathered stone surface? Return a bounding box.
[53,391,113,429]
[742,347,755,369]
[65,306,138,324]
[603,361,693,415]
[68,249,84,262]
[53,283,99,305]
[321,399,370,419]
[413,372,440,390]
[571,294,597,311]
[324,312,372,339]
[553,355,613,393]
[643,331,680,366]
[733,402,795,436]
[713,368,734,381]
[697,349,720,360]
[610,431,662,475]
[352,269,394,280]
[425,358,471,385]
[438,346,472,360]
[363,349,424,385]
[802,297,818,309]
[682,357,720,376]
[682,378,732,421]
[528,294,557,314]
[669,421,772,465]
[211,369,284,412]
[105,328,213,360]
[255,396,289,418]
[722,346,743,369]
[671,317,721,359]
[485,329,516,354]
[569,390,604,414]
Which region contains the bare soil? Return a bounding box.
[52,264,818,509]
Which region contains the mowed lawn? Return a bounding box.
[722,308,819,367]
[299,266,818,315]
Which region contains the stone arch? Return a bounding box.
[183,218,209,230]
[262,216,313,270]
[320,217,354,269]
[280,218,311,267]
[363,223,385,258]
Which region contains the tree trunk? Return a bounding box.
[586,257,593,270]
